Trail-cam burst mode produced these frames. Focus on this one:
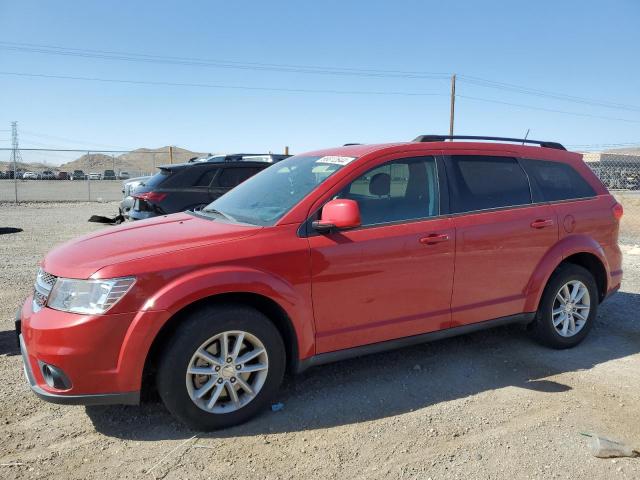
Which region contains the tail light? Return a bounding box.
[134,191,167,203]
[612,202,624,221]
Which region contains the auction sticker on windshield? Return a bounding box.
[315,156,355,166]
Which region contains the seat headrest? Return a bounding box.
[369,172,391,196]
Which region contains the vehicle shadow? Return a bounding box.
[86,291,640,441]
[0,329,19,356]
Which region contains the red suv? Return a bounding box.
[17,135,623,430]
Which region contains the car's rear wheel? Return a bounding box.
[156,304,285,430]
[530,264,598,348]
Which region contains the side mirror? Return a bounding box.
[312,199,361,233]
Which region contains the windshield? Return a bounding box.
[203,155,354,226]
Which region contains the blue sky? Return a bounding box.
[1,0,639,165]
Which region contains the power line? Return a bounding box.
[0,71,448,97]
[0,41,450,80]
[458,75,640,113]
[3,40,639,113]
[457,94,640,124]
[21,130,129,150]
[4,70,639,125]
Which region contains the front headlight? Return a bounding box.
[47,277,136,315]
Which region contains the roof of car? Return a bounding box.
[158,160,272,171]
[302,139,580,162]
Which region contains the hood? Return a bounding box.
[42,213,262,278]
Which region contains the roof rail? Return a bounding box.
[412,135,566,151]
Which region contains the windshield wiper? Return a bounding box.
[201,207,235,222]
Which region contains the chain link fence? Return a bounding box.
[0,147,207,202]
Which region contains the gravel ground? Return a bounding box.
[0,202,639,480]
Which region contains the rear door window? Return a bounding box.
[218,167,263,188]
[520,159,596,202]
[445,155,531,213]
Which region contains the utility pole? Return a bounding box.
[169,146,174,164]
[284,146,289,155]
[10,121,21,204]
[449,74,456,137]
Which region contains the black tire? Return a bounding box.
[156,304,286,430]
[529,264,598,349]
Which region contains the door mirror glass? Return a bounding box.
[313,199,361,232]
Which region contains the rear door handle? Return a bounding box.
[419,233,450,245]
[530,219,554,229]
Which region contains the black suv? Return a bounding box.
[129,160,271,220]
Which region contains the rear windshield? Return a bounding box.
[143,169,172,188]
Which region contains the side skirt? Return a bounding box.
[296,312,536,373]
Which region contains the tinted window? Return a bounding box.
[339,157,439,226]
[446,156,531,213]
[193,168,218,187]
[142,170,171,188]
[218,167,262,188]
[521,159,596,202]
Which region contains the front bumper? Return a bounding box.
[17,300,144,406]
[19,331,139,405]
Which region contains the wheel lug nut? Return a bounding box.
[230,377,236,383]
[215,366,220,372]
[217,378,223,384]
[226,357,232,363]
[236,365,242,370]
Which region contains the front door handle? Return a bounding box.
[530,219,554,229]
[419,233,450,245]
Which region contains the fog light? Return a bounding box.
[39,362,72,390]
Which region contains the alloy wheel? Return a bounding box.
[185,330,269,414]
[552,280,591,338]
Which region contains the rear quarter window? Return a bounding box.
[143,170,172,188]
[520,159,596,202]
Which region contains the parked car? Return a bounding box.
[71,170,86,180]
[17,135,623,431]
[103,169,117,180]
[188,153,257,163]
[22,171,39,180]
[189,153,285,163]
[119,175,151,218]
[41,170,56,180]
[56,171,70,180]
[118,171,131,180]
[88,172,102,180]
[128,160,269,220]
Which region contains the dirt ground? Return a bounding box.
[1,202,639,480]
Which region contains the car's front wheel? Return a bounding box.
[156,304,286,430]
[530,264,598,348]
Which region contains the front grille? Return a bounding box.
[32,268,57,313]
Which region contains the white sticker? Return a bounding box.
[316,156,356,166]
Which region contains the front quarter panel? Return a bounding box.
[106,224,315,389]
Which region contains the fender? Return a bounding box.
[114,266,315,391]
[523,234,609,312]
